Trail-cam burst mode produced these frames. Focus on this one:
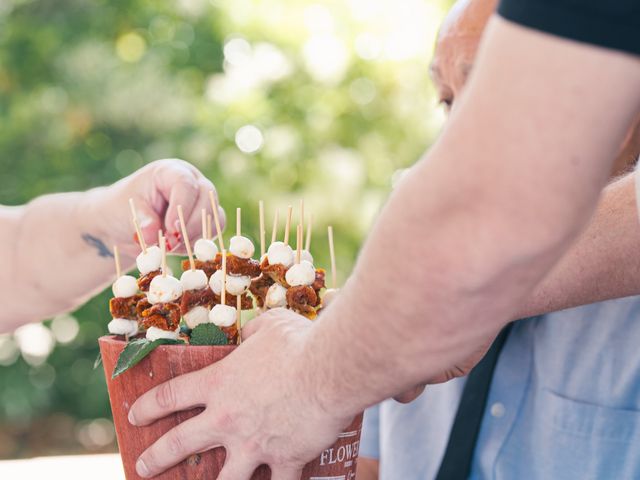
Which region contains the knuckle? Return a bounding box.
[166,429,186,457]
[156,381,177,410]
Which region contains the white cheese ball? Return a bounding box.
[146,326,179,341]
[136,245,162,275]
[322,288,340,307]
[194,238,218,262]
[209,271,250,296]
[108,318,139,336]
[230,236,255,259]
[209,270,224,295]
[267,241,294,268]
[112,275,138,298]
[180,269,208,291]
[148,275,183,304]
[226,275,251,296]
[209,304,237,327]
[285,260,316,287]
[300,250,314,264]
[183,306,210,329]
[265,283,288,309]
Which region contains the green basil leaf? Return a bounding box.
[189,323,229,346]
[112,338,184,379]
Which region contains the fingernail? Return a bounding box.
[128,409,137,426]
[136,458,150,477]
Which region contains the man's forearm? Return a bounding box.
[299,18,640,417]
[517,172,640,318]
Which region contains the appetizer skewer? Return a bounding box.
[108,245,143,338]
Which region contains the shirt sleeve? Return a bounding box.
[359,404,381,460]
[498,0,640,56]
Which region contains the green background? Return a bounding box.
[0,0,447,457]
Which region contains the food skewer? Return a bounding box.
[322,225,339,307]
[143,231,183,341]
[208,191,225,252]
[108,244,141,338]
[178,205,196,271]
[271,208,279,245]
[201,209,207,241]
[296,224,303,264]
[283,205,293,246]
[178,206,212,329]
[129,198,147,254]
[305,213,313,252]
[209,251,239,343]
[236,295,242,345]
[259,200,266,259]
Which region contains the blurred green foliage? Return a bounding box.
[0,0,447,458]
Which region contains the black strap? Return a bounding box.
[434,323,514,480]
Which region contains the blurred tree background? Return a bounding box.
[0,0,448,458]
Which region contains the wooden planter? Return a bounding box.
[99,336,363,479]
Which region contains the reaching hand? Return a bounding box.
[91,158,224,259]
[128,309,354,479]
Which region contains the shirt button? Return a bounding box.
[490,402,505,418]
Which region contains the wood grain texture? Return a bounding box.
[99,336,363,480]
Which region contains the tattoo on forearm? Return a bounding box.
[82,233,113,258]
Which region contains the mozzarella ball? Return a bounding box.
[148,275,183,304]
[322,288,340,307]
[194,238,218,262]
[136,245,162,275]
[267,241,294,268]
[180,269,208,291]
[108,318,139,336]
[226,275,251,296]
[230,236,255,259]
[146,326,179,341]
[112,275,138,298]
[300,250,314,264]
[209,271,250,296]
[183,306,210,329]
[209,304,237,327]
[209,270,224,295]
[265,283,288,309]
[285,260,316,287]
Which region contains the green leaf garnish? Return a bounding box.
[189,323,229,346]
[112,338,184,379]
[93,351,103,370]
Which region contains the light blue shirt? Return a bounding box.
[360,296,640,479]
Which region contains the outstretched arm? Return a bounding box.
[129,17,640,479]
[0,159,222,332]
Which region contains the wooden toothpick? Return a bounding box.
[208,191,225,252]
[129,198,147,253]
[296,224,302,264]
[328,226,337,288]
[159,230,167,278]
[201,209,207,240]
[259,200,265,258]
[271,209,279,245]
[114,245,122,278]
[207,214,212,241]
[177,205,195,271]
[299,199,305,242]
[305,213,313,252]
[220,250,227,305]
[283,205,293,245]
[236,207,241,236]
[236,295,242,345]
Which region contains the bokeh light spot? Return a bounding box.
[235,125,264,154]
[116,32,147,63]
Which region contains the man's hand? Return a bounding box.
[89,158,225,260]
[128,309,354,479]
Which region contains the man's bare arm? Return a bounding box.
[308,17,640,415]
[518,172,640,317]
[0,160,221,332]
